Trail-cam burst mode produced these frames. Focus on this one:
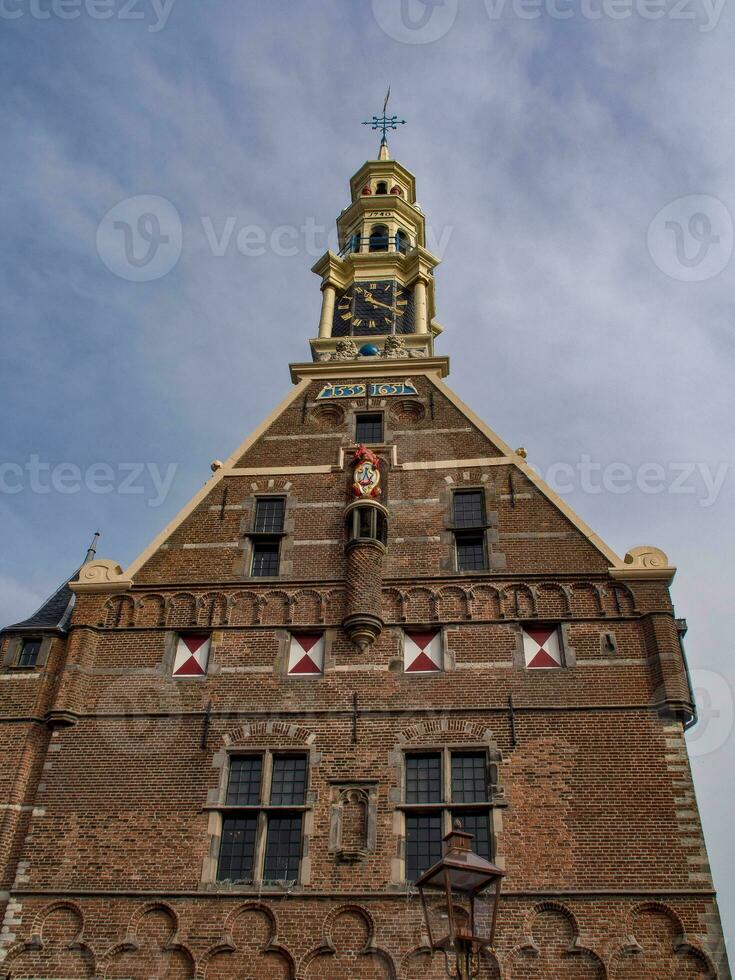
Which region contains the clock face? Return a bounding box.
[332,280,414,337]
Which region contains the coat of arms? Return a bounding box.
[352,445,382,498]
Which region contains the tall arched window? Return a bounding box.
[369,225,389,252]
[395,229,409,254]
[351,230,361,254]
[376,181,388,195]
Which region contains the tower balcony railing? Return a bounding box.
[338,235,415,257]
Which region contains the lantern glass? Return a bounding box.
[416,826,505,955]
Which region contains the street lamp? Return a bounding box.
[415,820,505,980]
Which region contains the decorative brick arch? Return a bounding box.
[105,594,136,628]
[404,587,438,624]
[501,583,537,620]
[123,900,183,940]
[137,592,167,627]
[398,719,498,746]
[504,902,606,979]
[299,905,396,979]
[469,584,502,621]
[199,902,294,979]
[437,585,471,621]
[292,588,326,625]
[262,589,294,625]
[536,582,572,618]
[608,583,638,617]
[167,592,199,628]
[223,721,316,747]
[228,590,261,626]
[570,582,605,618]
[610,902,715,978]
[382,587,407,623]
[2,901,96,980]
[102,901,194,979]
[199,591,229,627]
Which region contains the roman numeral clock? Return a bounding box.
[332,280,415,337]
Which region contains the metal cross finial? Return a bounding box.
[362,86,406,141]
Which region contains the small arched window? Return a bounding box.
[395,229,409,254]
[369,225,389,252]
[376,181,388,195]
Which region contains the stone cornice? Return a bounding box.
[289,356,450,383]
[609,566,677,584]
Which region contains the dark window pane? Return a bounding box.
[369,226,389,252]
[453,491,485,527]
[358,507,372,538]
[406,813,443,881]
[355,413,383,443]
[226,756,262,805]
[263,814,302,880]
[452,810,491,861]
[451,753,488,803]
[456,534,487,571]
[252,540,280,577]
[18,640,41,668]
[254,497,285,533]
[270,755,307,805]
[406,753,442,804]
[395,230,409,253]
[376,510,387,544]
[217,816,257,882]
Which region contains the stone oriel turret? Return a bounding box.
[342,446,388,651]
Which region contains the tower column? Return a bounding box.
[414,277,429,335]
[318,283,337,338]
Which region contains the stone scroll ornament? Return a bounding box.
[352,445,382,498]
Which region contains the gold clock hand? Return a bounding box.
[358,288,398,315]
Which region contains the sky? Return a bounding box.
[1,0,734,952]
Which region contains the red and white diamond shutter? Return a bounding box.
[404,630,442,673]
[288,633,325,676]
[522,626,563,669]
[172,634,211,677]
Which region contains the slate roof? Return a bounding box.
[2,568,80,634]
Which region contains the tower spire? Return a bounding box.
[84,530,101,565]
[309,109,443,365]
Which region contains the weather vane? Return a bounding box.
[362,86,406,141]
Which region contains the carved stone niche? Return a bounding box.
[328,782,378,864]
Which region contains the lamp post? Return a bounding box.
[415,820,505,980]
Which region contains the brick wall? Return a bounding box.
[0,369,729,978]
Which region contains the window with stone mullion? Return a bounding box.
[254,497,285,533]
[217,752,307,885]
[452,490,488,571]
[404,750,492,881]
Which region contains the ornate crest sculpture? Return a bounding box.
[352,445,382,498]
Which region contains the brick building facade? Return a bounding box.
[0,138,730,978]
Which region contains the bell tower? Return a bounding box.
[310,102,442,362]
